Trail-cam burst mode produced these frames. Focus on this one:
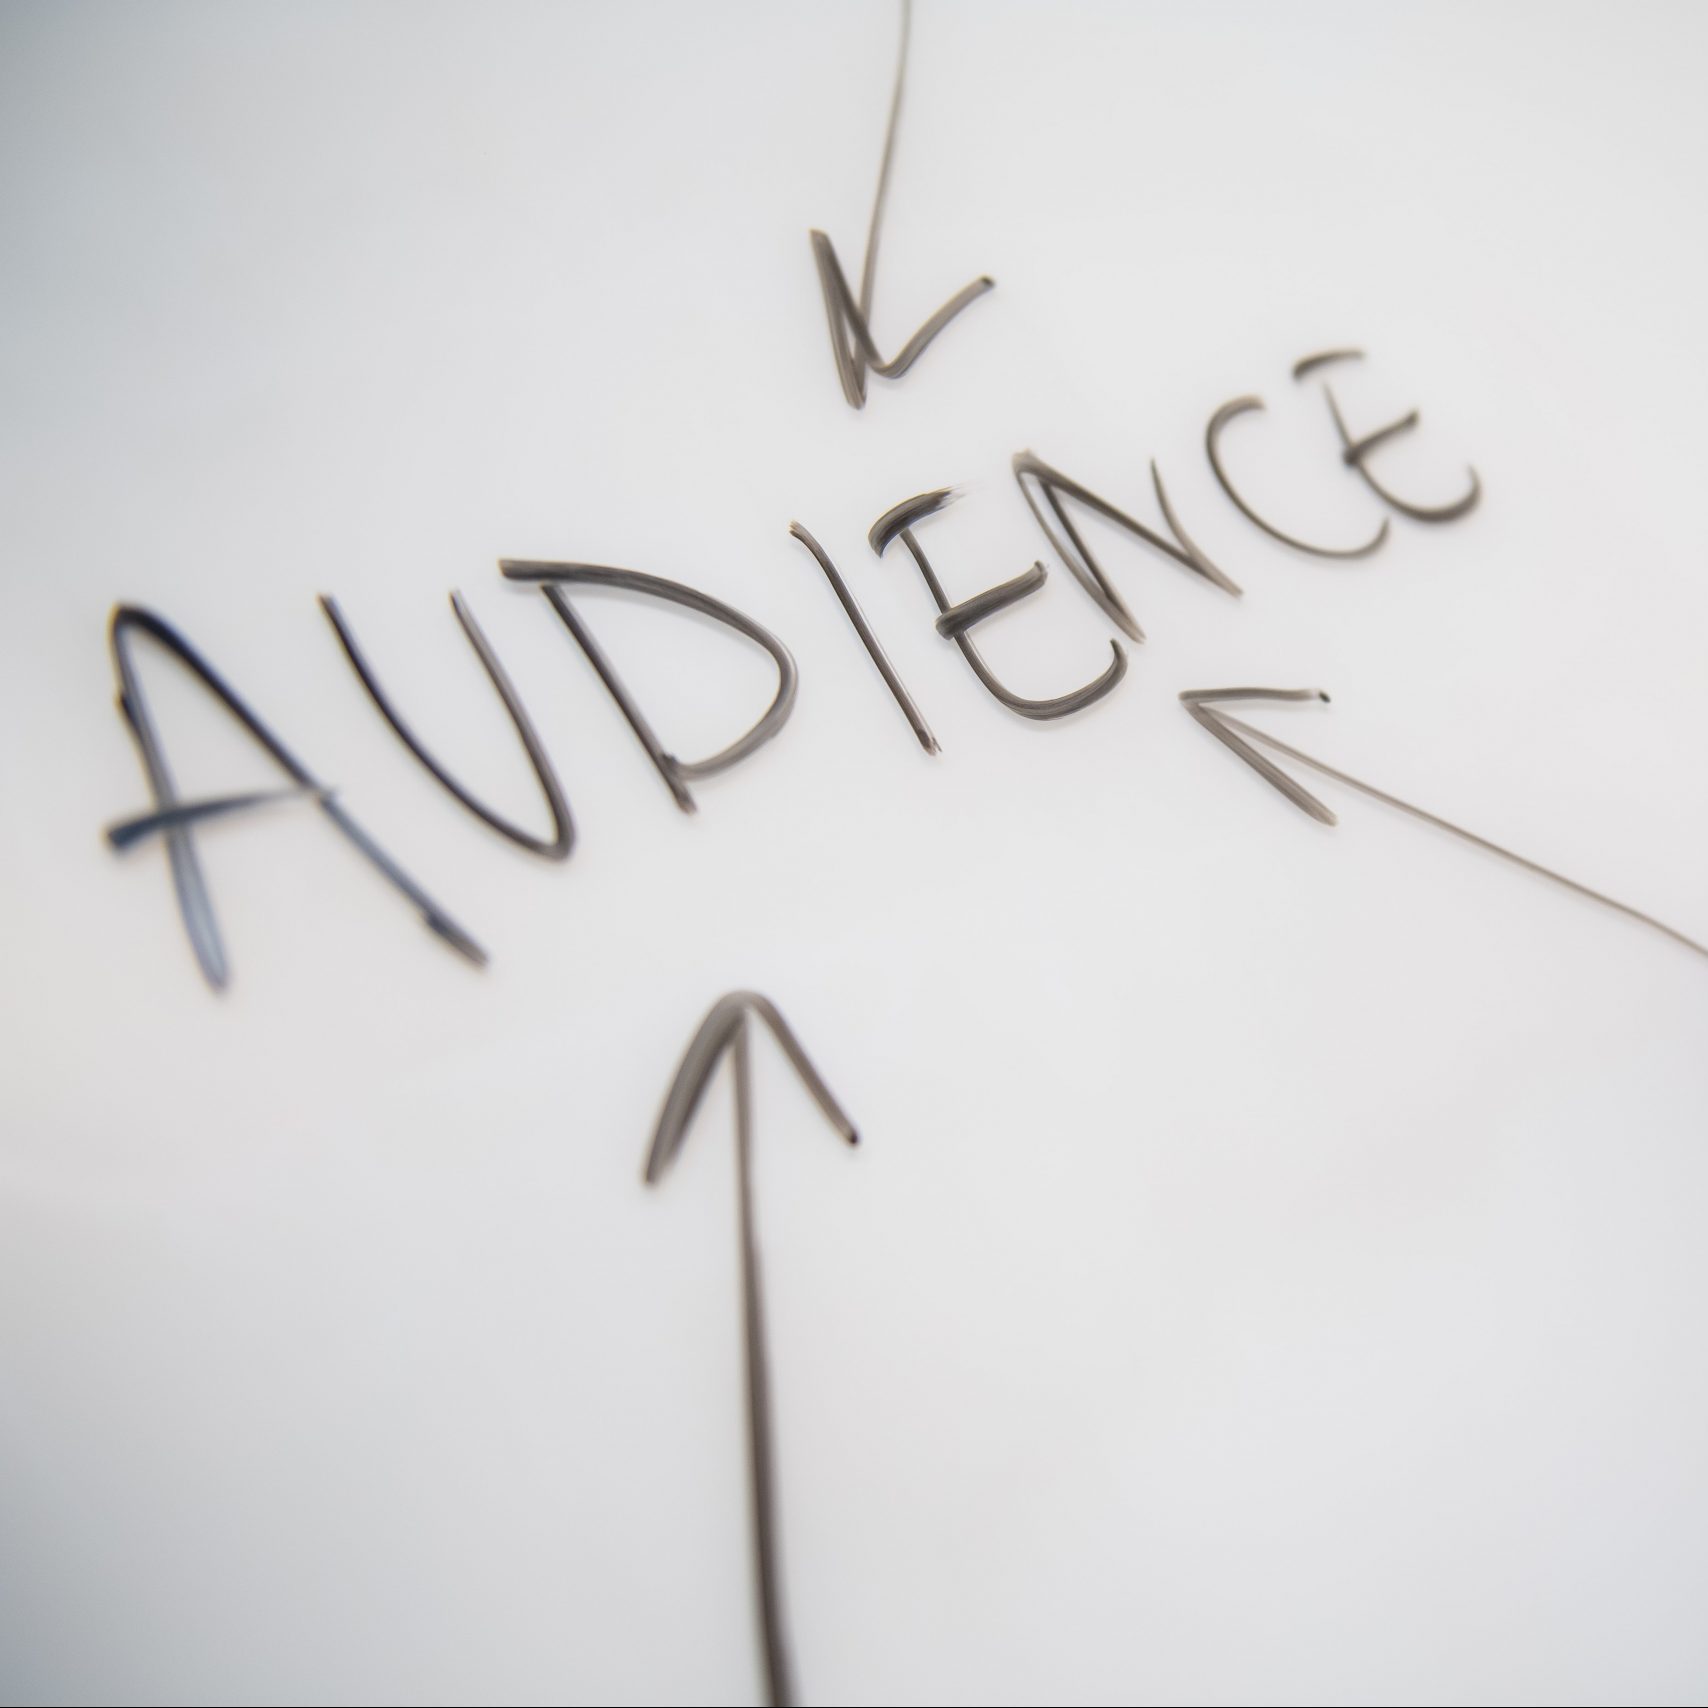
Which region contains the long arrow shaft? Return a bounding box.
[1216,712,1708,961]
[735,1018,795,1708]
[858,0,910,323]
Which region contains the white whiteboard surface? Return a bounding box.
[3,3,1707,1702]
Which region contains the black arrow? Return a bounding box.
[809,0,993,408]
[645,992,859,1708]
[1183,688,1708,961]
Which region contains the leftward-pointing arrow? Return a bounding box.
[1182,688,1708,961]
[645,992,859,1708]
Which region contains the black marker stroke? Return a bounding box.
[645,991,858,1708]
[871,487,1127,719]
[1182,687,1706,960]
[500,561,797,815]
[1013,450,1239,643]
[320,591,574,859]
[106,785,330,852]
[106,605,485,990]
[1204,397,1390,559]
[1293,348,1482,523]
[810,0,993,408]
[788,521,939,754]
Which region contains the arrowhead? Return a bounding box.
[1180,688,1338,826]
[644,992,858,1185]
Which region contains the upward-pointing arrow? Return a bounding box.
[645,992,859,1708]
[1182,688,1708,961]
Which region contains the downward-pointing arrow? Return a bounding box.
[1182,688,1708,961]
[809,0,993,409]
[645,992,859,1708]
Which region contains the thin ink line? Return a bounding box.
[1292,347,1365,381]
[1191,694,1708,961]
[933,562,1046,637]
[858,0,909,324]
[1300,353,1482,523]
[501,561,800,814]
[810,0,993,408]
[320,591,575,858]
[108,604,486,988]
[734,1018,791,1708]
[644,992,858,1708]
[871,490,1127,720]
[105,786,328,851]
[1204,397,1389,560]
[1012,450,1240,644]
[788,522,939,754]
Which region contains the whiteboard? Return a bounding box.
[2,2,1706,1702]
